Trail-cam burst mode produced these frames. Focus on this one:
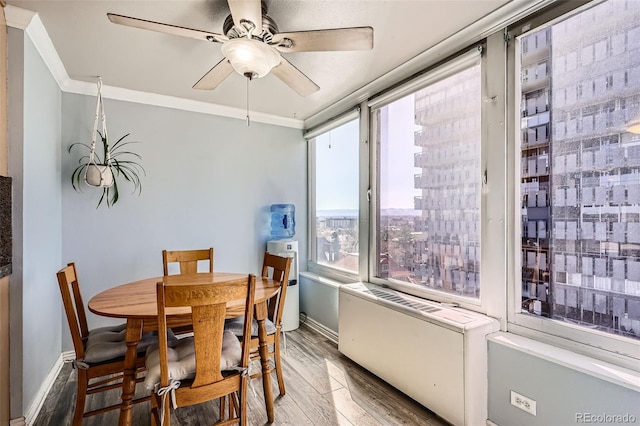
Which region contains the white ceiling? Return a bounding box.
[6,0,515,124]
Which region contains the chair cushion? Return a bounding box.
[83,328,175,364]
[88,323,127,336]
[143,330,242,391]
[224,316,276,337]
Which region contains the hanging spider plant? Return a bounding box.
[69,131,145,208]
[68,77,145,208]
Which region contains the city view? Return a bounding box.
[315,0,639,339]
[519,0,640,339]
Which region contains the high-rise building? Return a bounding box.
[520,27,552,315]
[413,65,482,297]
[520,0,640,338]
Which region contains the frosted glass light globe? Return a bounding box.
[221,38,282,79]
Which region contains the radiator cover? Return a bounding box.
[338,282,499,426]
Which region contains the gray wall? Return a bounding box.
[488,339,639,426]
[8,28,62,417]
[8,25,306,419]
[299,274,339,335]
[60,93,307,348]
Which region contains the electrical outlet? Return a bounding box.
[510,390,537,416]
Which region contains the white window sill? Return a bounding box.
[299,271,354,289]
[489,331,640,392]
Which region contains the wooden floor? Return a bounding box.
[34,324,450,425]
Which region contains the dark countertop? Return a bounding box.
[0,175,11,279]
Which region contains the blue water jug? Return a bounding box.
[270,204,295,239]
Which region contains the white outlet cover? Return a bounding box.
[510,390,537,416]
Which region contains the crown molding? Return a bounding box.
[24,13,69,92]
[5,5,69,92]
[4,4,34,29]
[62,79,304,129]
[4,5,304,130]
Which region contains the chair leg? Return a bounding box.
[150,394,156,426]
[73,370,88,426]
[219,395,226,421]
[150,393,161,426]
[274,334,286,396]
[240,378,247,426]
[162,394,171,426]
[282,330,288,355]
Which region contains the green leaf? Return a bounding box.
[69,131,143,208]
[111,150,143,161]
[71,163,88,192]
[110,179,119,206]
[68,142,92,153]
[97,188,106,208]
[111,133,132,150]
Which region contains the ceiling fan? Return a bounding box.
[107,0,374,97]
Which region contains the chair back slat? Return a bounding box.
[56,263,89,359]
[191,304,227,384]
[162,248,214,276]
[156,275,256,389]
[262,253,292,326]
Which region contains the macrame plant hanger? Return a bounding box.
[84,77,114,188]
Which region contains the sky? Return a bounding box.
[380,94,422,209]
[314,93,421,212]
[315,119,360,211]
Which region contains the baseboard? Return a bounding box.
[61,350,75,362]
[9,417,25,426]
[23,352,67,426]
[300,314,338,344]
[487,420,499,426]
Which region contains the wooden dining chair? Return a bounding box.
[148,274,256,426]
[225,252,292,396]
[56,262,154,426]
[162,248,215,335]
[162,248,214,276]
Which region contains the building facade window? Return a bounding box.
[370,56,483,302]
[516,0,640,344]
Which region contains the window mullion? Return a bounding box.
[359,102,371,282]
[483,31,509,327]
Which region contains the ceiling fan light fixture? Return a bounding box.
[221,38,281,79]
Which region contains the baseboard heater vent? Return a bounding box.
[338,282,499,426]
[362,287,442,314]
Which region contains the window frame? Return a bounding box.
[366,46,500,314]
[306,109,363,283]
[506,0,640,365]
[303,0,640,367]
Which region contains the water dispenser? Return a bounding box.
[270,203,295,239]
[267,240,299,331]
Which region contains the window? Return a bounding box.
[515,0,640,349]
[308,117,360,276]
[305,0,639,365]
[370,52,483,304]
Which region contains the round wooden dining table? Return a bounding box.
[88,272,280,426]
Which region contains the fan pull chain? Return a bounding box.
[246,76,250,127]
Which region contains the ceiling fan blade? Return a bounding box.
[193,59,234,90]
[107,13,228,44]
[227,0,263,34]
[272,27,373,53]
[271,57,319,97]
